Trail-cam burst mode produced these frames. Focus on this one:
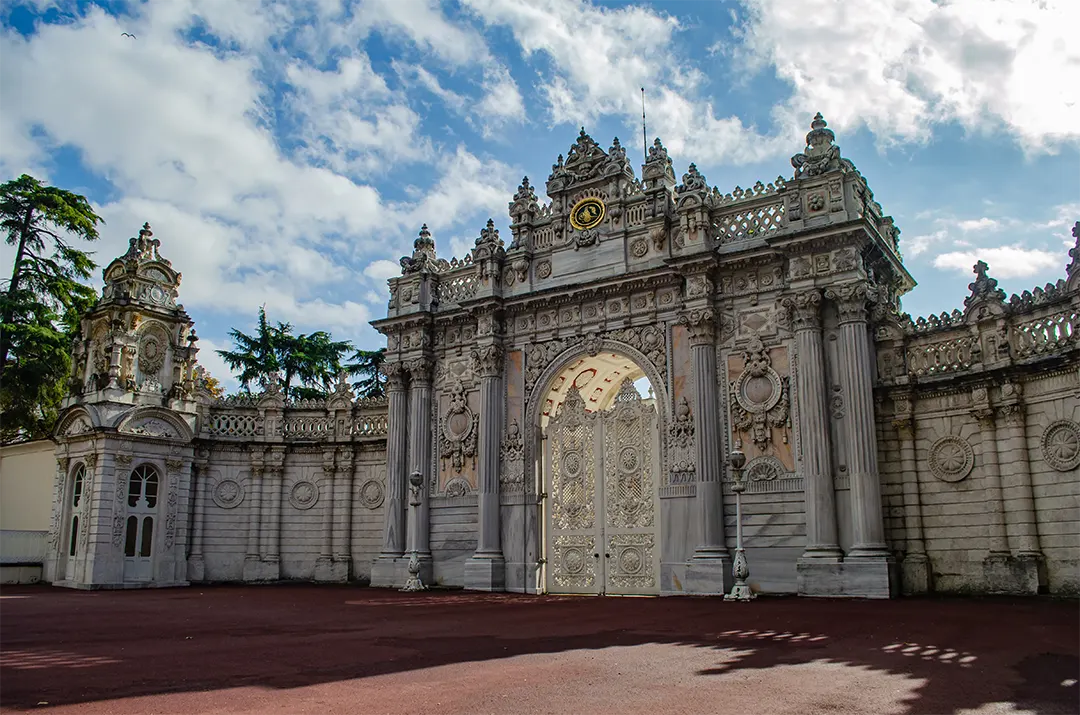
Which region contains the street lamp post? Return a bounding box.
[725,449,755,602]
[401,471,428,592]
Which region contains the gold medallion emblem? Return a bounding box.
[569,197,606,231]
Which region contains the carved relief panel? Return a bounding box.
[436,379,479,494]
[725,335,794,475]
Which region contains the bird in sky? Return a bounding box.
[121,32,135,39]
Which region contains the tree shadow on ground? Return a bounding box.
[1,584,1076,714]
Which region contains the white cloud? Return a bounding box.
[956,217,1001,232]
[733,0,1080,154]
[933,245,1061,278]
[363,259,402,282]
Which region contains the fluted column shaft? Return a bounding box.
[407,358,434,556]
[381,365,409,557]
[332,461,353,561]
[474,345,504,557]
[265,463,283,561]
[828,284,888,557]
[681,309,728,557]
[997,402,1041,556]
[319,456,335,560]
[786,291,841,559]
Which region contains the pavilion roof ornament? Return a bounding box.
[99,222,183,308]
[1068,221,1080,278]
[471,218,505,264]
[963,260,1006,316]
[642,137,675,189]
[121,222,170,266]
[676,163,709,194]
[791,112,854,178]
[400,224,440,274]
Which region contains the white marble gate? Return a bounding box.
[543,380,661,596]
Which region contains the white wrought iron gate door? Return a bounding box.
[601,382,661,596]
[545,381,661,596]
[545,388,603,595]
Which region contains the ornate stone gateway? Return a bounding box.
[544,381,660,596]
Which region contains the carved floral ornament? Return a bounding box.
[212,479,244,509]
[928,435,974,482]
[1042,420,1080,472]
[289,480,319,510]
[440,380,478,473]
[678,309,716,346]
[729,335,790,453]
[471,344,504,378]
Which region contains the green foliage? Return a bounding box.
[1,174,102,444]
[345,347,386,398]
[217,308,383,401]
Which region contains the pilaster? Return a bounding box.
[465,342,506,591]
[187,455,209,582]
[332,447,354,576]
[372,361,408,587]
[314,449,337,581]
[892,393,930,594]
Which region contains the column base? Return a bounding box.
[683,555,733,596]
[799,547,844,563]
[464,555,506,592]
[900,553,931,595]
[503,561,541,594]
[798,556,897,598]
[187,555,205,583]
[983,553,1043,595]
[371,556,405,588]
[314,556,349,583]
[243,556,280,582]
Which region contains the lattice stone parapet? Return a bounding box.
[825,282,877,324]
[678,309,716,347]
[780,289,823,332]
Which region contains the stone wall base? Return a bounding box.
[243,557,280,582]
[187,556,205,583]
[464,556,506,592]
[900,553,931,595]
[798,557,898,598]
[983,553,1044,595]
[314,557,349,583]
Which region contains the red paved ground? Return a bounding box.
[1,585,1076,715]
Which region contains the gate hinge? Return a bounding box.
[536,558,547,565]
[538,491,548,500]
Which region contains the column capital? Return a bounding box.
[892,391,915,436]
[404,356,434,386]
[471,344,504,378]
[380,361,408,391]
[971,405,996,428]
[678,308,716,347]
[825,281,877,324]
[322,449,336,476]
[780,289,823,331]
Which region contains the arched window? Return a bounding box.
[68,464,86,558]
[128,465,159,508]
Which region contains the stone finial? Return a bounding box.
[400,224,439,274]
[1068,221,1080,277]
[512,176,537,206]
[475,218,501,248]
[647,137,670,164]
[642,137,676,189]
[964,260,1006,310]
[791,112,845,177]
[676,163,708,194]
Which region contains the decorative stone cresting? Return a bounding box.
[928,435,975,482]
[1042,420,1080,472]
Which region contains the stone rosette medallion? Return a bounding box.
[212,479,244,509]
[358,479,385,509]
[289,480,319,510]
[1042,420,1080,472]
[928,435,974,482]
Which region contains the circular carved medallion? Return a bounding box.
[563,450,582,476]
[734,368,782,414]
[929,436,974,482]
[569,197,606,231]
[536,260,552,279]
[618,546,643,574]
[563,547,586,574]
[289,480,319,509]
[630,238,648,258]
[358,479,384,509]
[1042,420,1080,471]
[212,479,244,509]
[619,446,639,473]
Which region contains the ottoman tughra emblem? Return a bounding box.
[569,196,605,231]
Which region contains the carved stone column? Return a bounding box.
[405,356,434,579]
[784,289,842,562]
[465,343,506,591]
[263,448,284,580]
[187,457,209,582]
[242,455,264,581]
[995,383,1043,593]
[827,283,890,559]
[971,403,1010,556]
[892,393,929,594]
[679,308,731,593]
[372,362,408,588]
[332,449,354,576]
[314,450,336,581]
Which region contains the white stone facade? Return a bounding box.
[47,118,1079,597]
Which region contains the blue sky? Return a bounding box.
[2,0,1077,390]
